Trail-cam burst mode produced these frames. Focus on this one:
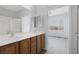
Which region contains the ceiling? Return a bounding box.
[45,5,66,10]
[0,5,66,12]
[0,5,25,12]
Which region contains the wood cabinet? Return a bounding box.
[19,39,30,54]
[37,35,41,53]
[30,36,37,54]
[0,42,19,54]
[41,34,45,49]
[0,33,45,54]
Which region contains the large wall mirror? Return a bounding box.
[0,5,24,35]
[0,16,22,35]
[0,5,32,35]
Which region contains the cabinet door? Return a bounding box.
[30,36,37,54]
[0,43,19,54]
[37,35,41,53]
[19,39,30,54]
[41,34,45,49]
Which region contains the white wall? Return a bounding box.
[17,6,36,17]
[20,6,44,33]
[0,7,18,18]
[22,15,31,32]
[17,9,30,18]
[17,6,35,33]
[0,16,21,35]
[69,5,78,54]
[0,16,10,35]
[10,18,21,33]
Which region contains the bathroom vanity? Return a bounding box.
[0,32,45,54]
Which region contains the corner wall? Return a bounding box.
[69,5,78,54]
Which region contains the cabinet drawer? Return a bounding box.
[19,39,30,54]
[30,36,37,54]
[31,46,36,54]
[41,34,45,49]
[0,42,19,54]
[37,35,41,53]
[31,36,36,46]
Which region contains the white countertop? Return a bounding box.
[0,32,45,46]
